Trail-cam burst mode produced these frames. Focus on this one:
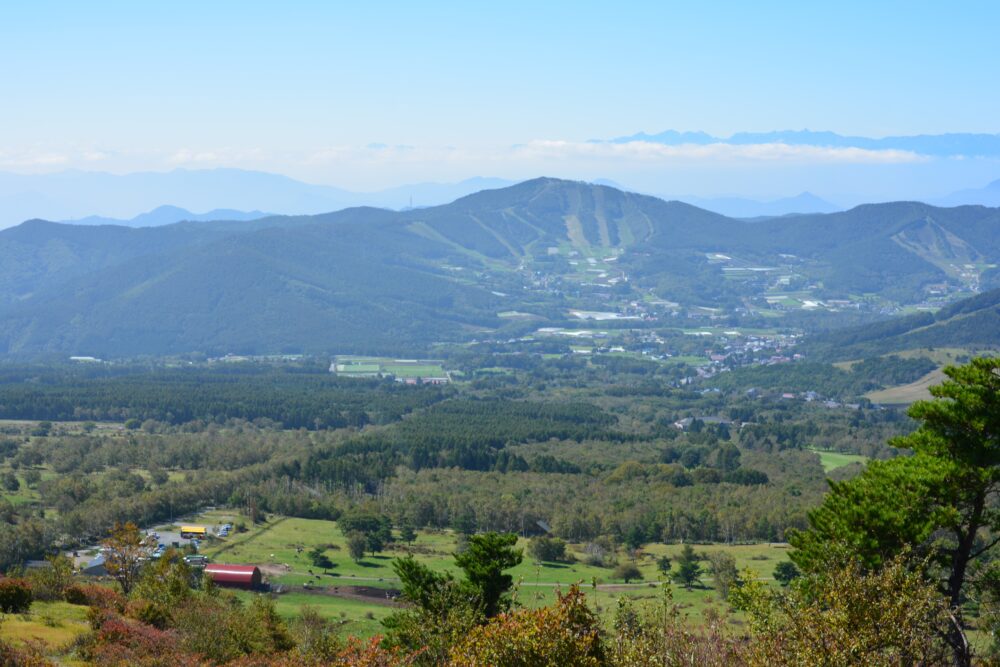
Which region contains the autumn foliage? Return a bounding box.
[64,583,126,611]
[0,576,33,613]
[449,585,605,667]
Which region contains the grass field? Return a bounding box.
[862,348,999,405]
[336,363,381,374]
[0,600,91,652]
[808,448,868,472]
[194,513,792,635]
[333,357,448,380]
[865,368,945,405]
[384,364,445,378]
[892,347,975,365]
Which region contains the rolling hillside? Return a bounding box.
[1,178,999,358]
[804,288,1000,360]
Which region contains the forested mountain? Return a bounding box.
[1,177,999,357]
[804,287,1000,360]
[0,216,499,357]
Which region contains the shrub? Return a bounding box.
[0,638,53,667]
[0,578,33,613]
[171,592,295,663]
[527,536,567,563]
[83,614,199,667]
[449,585,604,667]
[731,555,953,665]
[582,538,616,568]
[64,583,125,611]
[613,562,642,584]
[127,598,173,630]
[225,636,416,666]
[26,555,74,601]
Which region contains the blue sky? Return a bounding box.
[2,1,999,197]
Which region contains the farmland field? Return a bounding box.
[196,513,793,636]
[332,356,448,380]
[384,364,446,378]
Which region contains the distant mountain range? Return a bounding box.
[931,179,1000,208]
[0,169,514,229]
[61,205,271,228]
[56,190,843,227]
[675,192,841,218]
[4,167,1000,230]
[1,178,1000,358]
[603,130,1000,158]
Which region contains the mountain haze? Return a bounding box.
[0,169,515,229]
[62,205,272,228]
[934,179,1000,208]
[677,192,841,218]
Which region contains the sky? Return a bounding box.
[2,1,999,198]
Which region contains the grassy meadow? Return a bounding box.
[194,512,792,637]
[807,448,869,472]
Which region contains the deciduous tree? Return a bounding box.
[102,521,147,595]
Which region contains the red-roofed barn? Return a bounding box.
[204,564,262,589]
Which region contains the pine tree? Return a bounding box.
[672,544,702,589]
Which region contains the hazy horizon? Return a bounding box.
[3,3,999,201]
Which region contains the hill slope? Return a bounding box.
[804,288,1000,360]
[0,215,498,357]
[0,178,999,358]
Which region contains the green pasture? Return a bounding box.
[234,589,393,639]
[0,600,91,652]
[198,515,793,635]
[807,448,868,472]
[338,363,381,374]
[384,364,445,378]
[333,356,447,379]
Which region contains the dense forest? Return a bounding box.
[0,365,446,429]
[0,352,917,567]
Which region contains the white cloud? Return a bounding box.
[514,140,927,164]
[0,137,934,191]
[168,149,221,164]
[0,151,71,168]
[81,150,111,162]
[165,147,271,167]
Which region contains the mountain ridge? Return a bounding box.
[1,177,999,358]
[0,169,515,229]
[62,205,272,228]
[804,288,1000,359]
